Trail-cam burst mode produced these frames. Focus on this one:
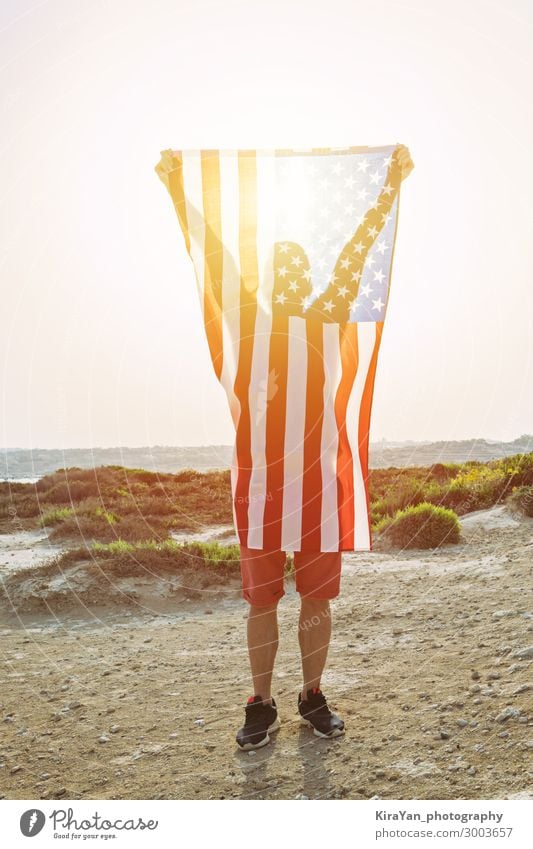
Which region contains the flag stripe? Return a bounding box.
[281,316,308,552]
[181,153,206,314]
[320,323,343,551]
[335,323,359,548]
[262,313,289,549]
[200,152,224,380]
[357,321,384,549]
[230,442,240,534]
[233,152,260,546]
[218,152,242,428]
[158,151,190,252]
[346,321,379,549]
[246,152,277,548]
[300,320,325,549]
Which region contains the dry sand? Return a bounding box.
[0,505,532,800]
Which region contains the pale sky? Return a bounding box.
[1,0,532,449]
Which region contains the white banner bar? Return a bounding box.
[2,798,531,847]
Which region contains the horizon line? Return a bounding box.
[2,434,532,452]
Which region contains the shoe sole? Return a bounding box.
[237,717,281,751]
[300,717,345,738]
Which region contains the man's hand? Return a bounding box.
[396,144,415,181]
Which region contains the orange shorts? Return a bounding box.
[239,546,342,607]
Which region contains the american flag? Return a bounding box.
[155,144,404,552]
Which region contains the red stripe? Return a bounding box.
[262,313,289,549]
[358,322,383,550]
[335,324,359,549]
[233,153,259,547]
[201,152,224,380]
[300,319,325,550]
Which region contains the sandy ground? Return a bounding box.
[0,505,532,800]
[0,528,64,576]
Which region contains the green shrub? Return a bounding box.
[375,502,461,549]
[37,481,96,503]
[451,464,505,495]
[47,513,168,544]
[179,541,240,568]
[88,538,241,577]
[175,469,202,484]
[94,507,119,524]
[429,462,458,482]
[373,479,427,518]
[39,507,75,526]
[0,494,41,519]
[493,453,533,486]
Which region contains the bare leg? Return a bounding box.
[298,597,332,695]
[246,602,279,703]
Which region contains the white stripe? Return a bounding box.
[280,316,308,552]
[181,153,205,315]
[320,323,343,551]
[218,152,241,428]
[346,322,377,550]
[230,442,240,540]
[246,151,277,549]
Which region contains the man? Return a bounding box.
[232,145,415,750]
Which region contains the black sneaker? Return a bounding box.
[298,687,345,738]
[236,695,280,750]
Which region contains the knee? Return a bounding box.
[248,599,280,617]
[300,596,331,613]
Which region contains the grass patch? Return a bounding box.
[94,507,119,524]
[375,502,461,549]
[39,507,75,526]
[90,538,240,569]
